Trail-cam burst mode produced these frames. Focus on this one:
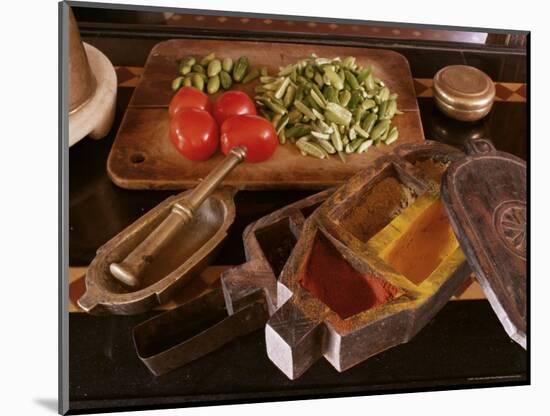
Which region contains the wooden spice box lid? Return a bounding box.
[441,139,526,347]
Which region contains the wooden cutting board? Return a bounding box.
[108,39,425,190]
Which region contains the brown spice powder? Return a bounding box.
[340,177,416,243]
[413,159,450,186]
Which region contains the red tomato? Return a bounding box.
[169,87,211,118]
[170,109,219,161]
[220,115,278,163]
[213,91,257,125]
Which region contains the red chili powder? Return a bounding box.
[299,232,401,319]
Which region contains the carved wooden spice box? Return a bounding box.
[266,139,526,379]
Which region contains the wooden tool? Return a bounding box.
[110,147,247,288]
[107,39,425,190]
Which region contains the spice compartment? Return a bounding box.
[397,141,465,191]
[328,159,425,245]
[367,141,468,287]
[254,217,299,278]
[298,230,404,320]
[368,194,463,286]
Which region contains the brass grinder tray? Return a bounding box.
[78,187,236,315]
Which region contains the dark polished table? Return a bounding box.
[68,5,528,414]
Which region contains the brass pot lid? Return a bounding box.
[433,65,495,120]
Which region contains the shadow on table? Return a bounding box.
[33,398,58,414]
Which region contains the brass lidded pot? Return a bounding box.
[433,65,495,121]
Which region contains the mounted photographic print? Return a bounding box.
[59,1,528,414]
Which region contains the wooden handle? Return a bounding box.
[464,138,496,155]
[110,146,247,287]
